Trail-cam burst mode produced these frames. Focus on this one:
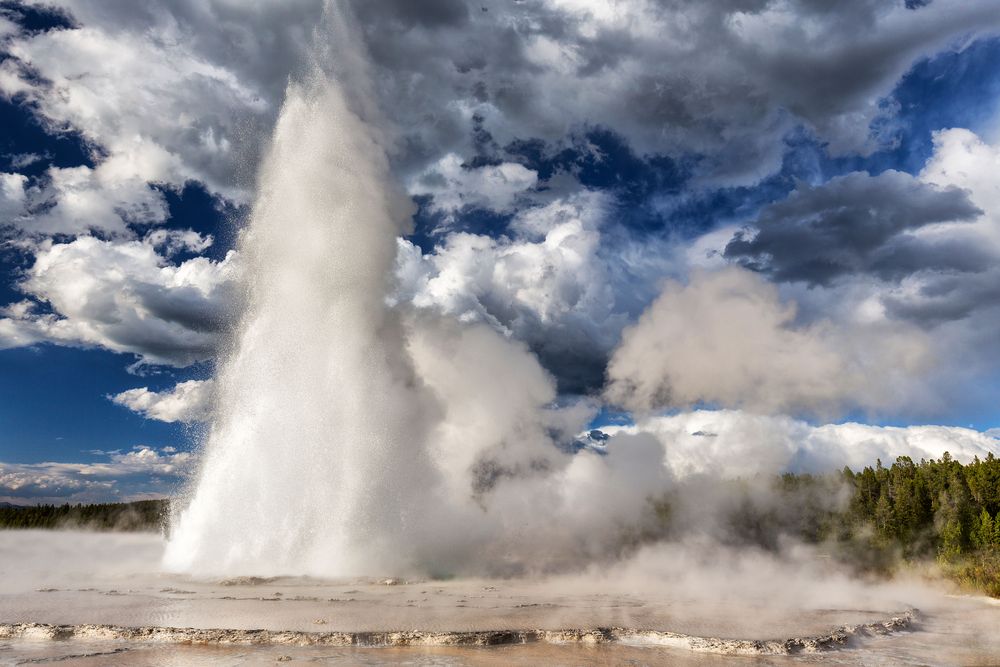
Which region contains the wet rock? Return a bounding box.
[219,576,276,586]
[0,610,919,655]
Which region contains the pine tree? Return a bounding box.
[972,509,995,549]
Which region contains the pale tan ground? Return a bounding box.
[1,531,999,665]
[0,531,910,638]
[2,604,1000,667]
[0,640,801,666]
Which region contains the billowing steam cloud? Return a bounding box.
[164,4,672,578]
[165,3,996,581]
[605,267,929,415]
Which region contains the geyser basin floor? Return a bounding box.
[3,532,902,638]
[0,575,912,640]
[2,532,1000,666]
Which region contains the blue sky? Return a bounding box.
[1,0,1000,503]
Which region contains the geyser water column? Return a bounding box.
[163,67,438,577]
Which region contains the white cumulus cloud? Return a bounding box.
[409,153,538,220]
[0,446,194,504]
[0,236,238,366]
[394,191,670,390]
[1,20,272,203]
[111,379,214,424]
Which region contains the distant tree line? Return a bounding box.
[842,453,1000,554]
[836,453,1000,596]
[0,499,168,532]
[677,453,1000,597]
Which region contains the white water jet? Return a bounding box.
[164,43,438,577]
[164,3,673,579]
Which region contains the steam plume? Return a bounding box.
[164,3,670,577]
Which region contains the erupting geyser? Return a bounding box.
[163,64,438,576]
[165,4,672,579]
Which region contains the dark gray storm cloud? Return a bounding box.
[2,0,1000,405]
[724,170,983,286]
[6,0,1000,202]
[710,122,1000,416]
[883,268,1000,325]
[346,0,1000,184]
[353,0,469,29]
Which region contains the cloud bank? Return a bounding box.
[0,446,193,505]
[607,410,1000,479]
